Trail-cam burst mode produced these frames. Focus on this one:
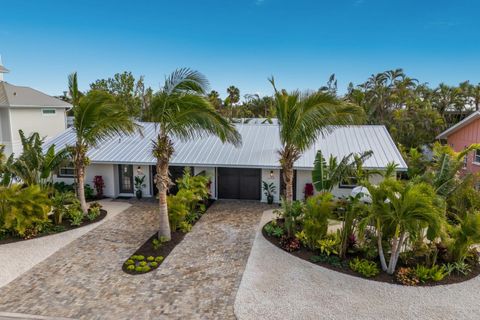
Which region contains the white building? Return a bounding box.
[45,122,407,203]
[0,59,71,156]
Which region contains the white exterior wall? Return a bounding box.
[261,169,281,203]
[296,170,384,200]
[194,166,216,199]
[9,107,67,155]
[0,108,12,154]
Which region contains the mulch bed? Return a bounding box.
[262,220,480,286]
[122,199,215,275]
[0,209,107,245]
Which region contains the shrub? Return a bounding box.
[179,221,192,233]
[448,212,480,263]
[316,238,339,256]
[125,259,135,265]
[279,236,300,252]
[274,199,304,237]
[167,195,188,231]
[135,266,143,272]
[303,193,333,249]
[51,191,76,225]
[92,176,105,198]
[396,267,419,286]
[67,205,84,226]
[295,230,308,247]
[414,264,448,283]
[127,265,135,271]
[0,185,51,237]
[143,266,151,272]
[310,253,348,268]
[349,258,380,278]
[150,261,159,268]
[87,206,100,221]
[155,256,164,263]
[139,261,147,267]
[53,182,75,193]
[84,184,95,200]
[444,262,472,276]
[147,256,154,261]
[134,255,145,261]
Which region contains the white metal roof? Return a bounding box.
[44,122,407,170]
[0,82,71,108]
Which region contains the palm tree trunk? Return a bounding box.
[157,160,171,240]
[77,163,88,214]
[387,232,406,275]
[376,220,388,272]
[283,165,294,202]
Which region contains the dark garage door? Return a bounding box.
[217,168,261,200]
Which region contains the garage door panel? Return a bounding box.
[218,168,261,200]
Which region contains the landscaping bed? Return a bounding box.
[263,219,480,286]
[0,209,107,245]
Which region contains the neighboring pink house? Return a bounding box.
[437,111,480,174]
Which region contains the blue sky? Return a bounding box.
[0,0,479,98]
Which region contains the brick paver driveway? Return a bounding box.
[0,200,271,320]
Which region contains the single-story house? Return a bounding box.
[44,122,407,203]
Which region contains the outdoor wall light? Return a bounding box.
[137,166,143,175]
[270,170,274,179]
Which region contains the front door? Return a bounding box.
[118,165,134,193]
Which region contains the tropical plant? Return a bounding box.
[0,145,13,186]
[51,191,76,225]
[312,150,373,193]
[226,85,240,118]
[302,193,333,249]
[349,258,380,278]
[144,68,241,240]
[363,179,445,274]
[166,194,189,232]
[93,176,105,198]
[69,72,138,213]
[337,194,366,258]
[448,212,480,263]
[317,238,339,256]
[0,184,51,237]
[275,199,304,237]
[8,130,69,188]
[270,77,364,202]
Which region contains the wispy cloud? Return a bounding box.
[353,0,365,6]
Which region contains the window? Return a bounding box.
[463,155,468,168]
[58,166,75,177]
[475,150,480,164]
[339,177,358,189]
[42,108,56,116]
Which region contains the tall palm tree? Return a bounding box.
[269,77,364,202]
[70,74,138,213]
[145,69,241,240]
[226,85,240,118]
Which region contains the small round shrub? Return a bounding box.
[130,255,138,260]
[135,266,143,272]
[143,266,151,272]
[125,259,135,265]
[127,265,135,271]
[147,256,154,261]
[139,261,147,267]
[150,261,158,268]
[135,255,145,261]
[155,256,164,263]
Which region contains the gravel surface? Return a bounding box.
[0,199,131,288]
[234,210,480,320]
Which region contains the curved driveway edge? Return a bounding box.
[0,200,131,288]
[234,210,480,320]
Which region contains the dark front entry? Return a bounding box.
[217,168,261,200]
[118,165,134,193]
[151,165,185,195]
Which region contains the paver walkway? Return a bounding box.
[0,200,270,320]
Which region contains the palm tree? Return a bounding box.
[70,73,138,213]
[269,77,364,202]
[226,85,240,118]
[364,179,444,274]
[145,69,241,240]
[207,90,222,110]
